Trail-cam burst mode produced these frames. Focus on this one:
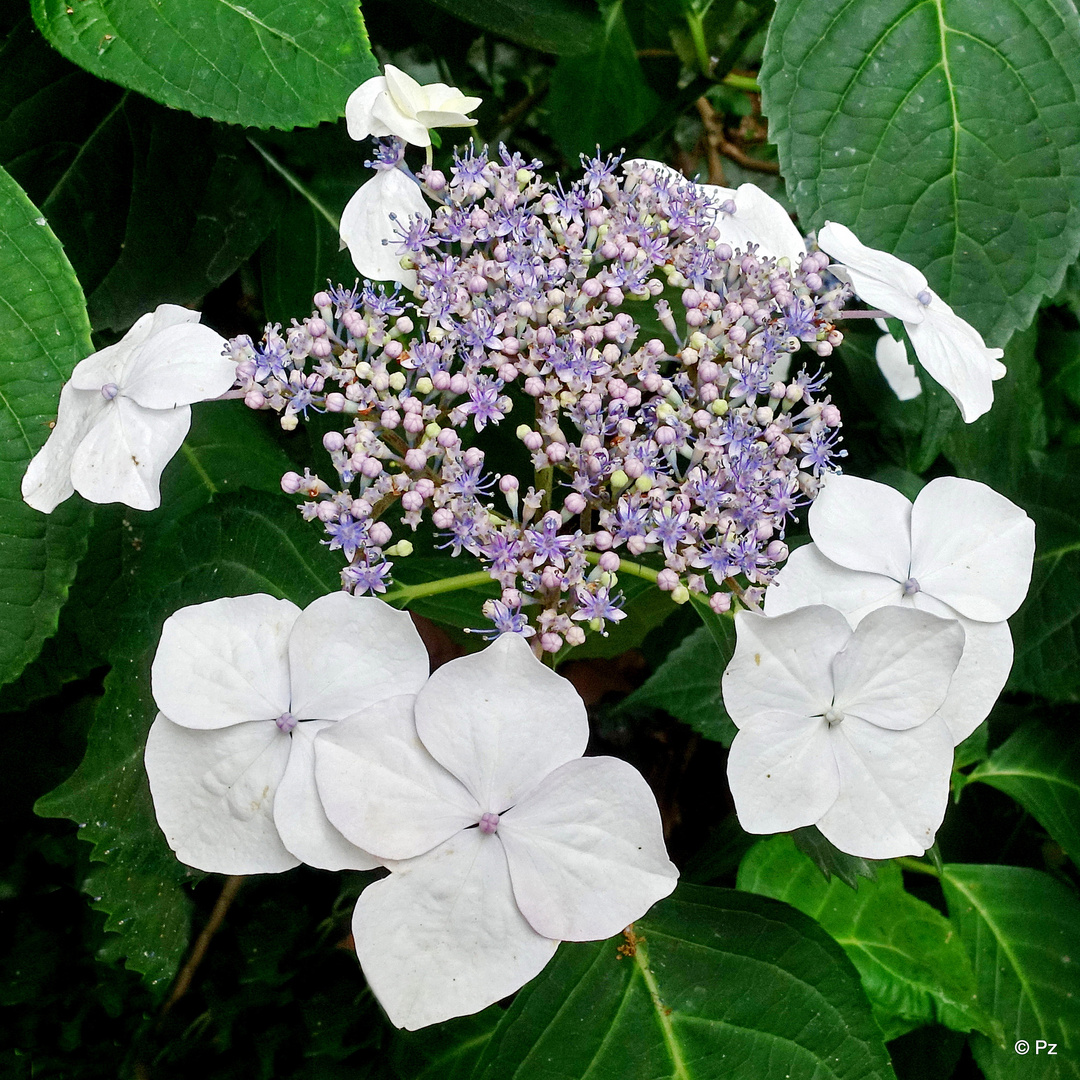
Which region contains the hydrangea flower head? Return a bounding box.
[22,304,233,512]
[313,632,678,1029]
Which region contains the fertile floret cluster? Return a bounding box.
[228,147,849,647]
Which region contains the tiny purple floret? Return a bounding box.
[276,712,297,733]
[479,812,500,834]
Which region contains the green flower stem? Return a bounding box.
[583,550,661,585]
[721,73,761,93]
[896,856,941,878]
[685,11,712,76]
[382,570,493,607]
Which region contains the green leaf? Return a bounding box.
[941,864,1080,1079]
[738,836,996,1040]
[30,0,378,130]
[791,827,878,890]
[35,493,343,990]
[963,721,1080,865]
[0,163,93,687]
[390,1005,503,1080]
[619,623,736,745]
[762,0,1080,346]
[471,883,896,1080]
[546,0,660,159]
[422,0,601,55]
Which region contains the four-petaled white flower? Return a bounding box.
[818,222,1006,422]
[764,475,1036,744]
[724,605,965,858]
[144,592,430,874]
[346,64,481,148]
[340,167,430,288]
[22,304,234,513]
[313,633,678,1030]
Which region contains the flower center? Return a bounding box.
[276,712,297,733]
[824,706,844,726]
[902,576,921,596]
[100,383,119,400]
[478,811,500,834]
[916,289,932,306]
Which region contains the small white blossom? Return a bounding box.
[346,64,481,148]
[22,305,234,513]
[874,318,922,401]
[724,605,965,859]
[339,167,430,287]
[144,592,430,874]
[313,633,678,1030]
[818,222,1006,422]
[765,475,1036,743]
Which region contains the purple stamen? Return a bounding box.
[101,383,119,400]
[916,290,932,306]
[479,812,500,834]
[276,712,297,733]
[903,577,921,596]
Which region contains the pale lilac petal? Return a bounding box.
[121,323,234,409]
[498,757,677,941]
[21,382,107,512]
[345,76,392,140]
[816,713,953,858]
[273,720,380,871]
[914,594,1014,745]
[151,594,299,729]
[288,592,429,721]
[909,477,1035,622]
[414,633,588,812]
[809,474,913,581]
[315,695,478,860]
[763,543,902,623]
[875,331,922,401]
[352,829,558,1030]
[817,222,929,324]
[722,607,852,726]
[832,606,964,731]
[727,713,840,834]
[339,170,429,287]
[144,715,298,874]
[68,396,190,511]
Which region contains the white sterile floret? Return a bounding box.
[144,592,430,875]
[764,475,1036,744]
[818,222,1006,422]
[874,318,922,401]
[723,605,965,859]
[339,167,431,288]
[346,64,482,148]
[22,304,234,513]
[625,160,806,265]
[313,633,678,1030]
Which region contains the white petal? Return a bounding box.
[909,476,1035,622]
[717,184,806,264]
[144,714,298,874]
[907,298,1005,423]
[315,694,478,860]
[809,473,913,581]
[68,396,190,511]
[913,596,1014,744]
[352,829,558,1030]
[287,592,429,721]
[273,720,380,870]
[151,594,299,729]
[764,543,903,623]
[21,382,107,513]
[498,757,677,941]
[345,76,392,141]
[816,713,953,858]
[817,222,929,324]
[722,607,852,726]
[832,606,964,731]
[339,170,429,287]
[727,713,840,834]
[383,64,428,118]
[875,332,922,401]
[371,92,430,146]
[417,83,482,120]
[120,323,234,409]
[414,633,589,812]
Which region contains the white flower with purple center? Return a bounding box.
[22,304,234,513]
[313,633,678,1030]
[144,592,430,874]
[724,604,965,858]
[817,222,1006,422]
[764,475,1036,744]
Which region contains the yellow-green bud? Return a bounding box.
[610,469,630,492]
[671,585,690,605]
[424,422,441,439]
[415,376,434,395]
[711,399,729,416]
[635,475,654,493]
[385,540,413,557]
[388,372,406,392]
